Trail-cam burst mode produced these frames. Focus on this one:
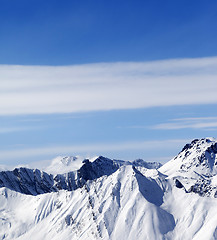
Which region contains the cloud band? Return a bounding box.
[1,56,217,115]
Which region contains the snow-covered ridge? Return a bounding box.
[1,137,217,240]
[43,155,162,174]
[0,156,161,196]
[160,137,217,197]
[160,137,217,175]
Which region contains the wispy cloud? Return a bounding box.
[152,117,217,130]
[0,126,40,133]
[0,139,190,160]
[0,56,217,115]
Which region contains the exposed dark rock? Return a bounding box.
[175,179,183,189]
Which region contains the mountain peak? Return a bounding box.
[160,137,217,176]
[180,137,216,152]
[159,137,217,197]
[44,155,87,174]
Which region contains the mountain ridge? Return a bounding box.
[1,137,217,240]
[0,156,161,196]
[160,137,217,197]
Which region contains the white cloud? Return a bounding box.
[153,117,217,130]
[0,56,217,115]
[0,139,190,160]
[0,126,40,133]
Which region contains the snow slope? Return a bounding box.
[160,137,217,197]
[1,138,217,240]
[43,156,97,174]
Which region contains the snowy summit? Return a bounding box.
[1,138,217,239]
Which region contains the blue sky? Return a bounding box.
[0,0,217,167]
[1,0,217,65]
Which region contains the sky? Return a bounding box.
[0,0,217,167]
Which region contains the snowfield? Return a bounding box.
[1,138,217,240]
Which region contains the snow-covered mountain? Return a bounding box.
[43,156,97,174]
[1,138,217,239]
[0,156,161,196]
[160,137,217,197]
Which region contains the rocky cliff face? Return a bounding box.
[0,168,56,195]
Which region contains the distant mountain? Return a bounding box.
[0,156,161,195]
[43,155,162,175]
[1,138,217,239]
[43,155,98,174]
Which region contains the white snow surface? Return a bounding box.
[1,138,217,239]
[43,155,92,174]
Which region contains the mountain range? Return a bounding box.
[1,137,217,240]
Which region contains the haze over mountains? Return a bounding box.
[1,137,217,239]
